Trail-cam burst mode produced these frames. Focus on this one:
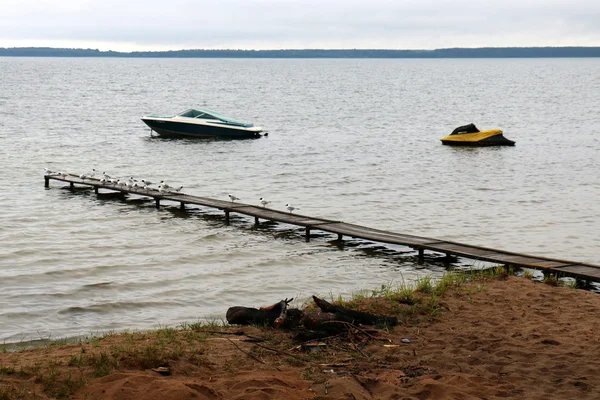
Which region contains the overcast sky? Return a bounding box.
[1,0,599,51]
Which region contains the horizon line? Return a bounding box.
[2,45,600,53]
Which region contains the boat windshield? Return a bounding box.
[177,108,254,127]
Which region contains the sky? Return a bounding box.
[1,0,599,52]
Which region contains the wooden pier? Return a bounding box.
[45,173,600,283]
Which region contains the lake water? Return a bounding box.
[0,57,599,343]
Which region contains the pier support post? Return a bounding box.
[70,182,74,189]
[576,278,587,290]
[225,210,230,226]
[417,248,425,265]
[337,234,343,241]
[180,202,185,210]
[443,253,451,267]
[155,198,160,208]
[255,216,259,225]
[94,186,99,194]
[44,176,49,188]
[305,227,311,242]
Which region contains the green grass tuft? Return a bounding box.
[543,274,559,286]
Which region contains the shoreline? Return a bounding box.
[2,271,600,399]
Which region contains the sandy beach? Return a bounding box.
[2,274,600,399]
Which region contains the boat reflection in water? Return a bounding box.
[141,108,267,139]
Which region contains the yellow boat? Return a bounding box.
[441,123,515,146]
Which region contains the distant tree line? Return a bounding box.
[1,47,600,58]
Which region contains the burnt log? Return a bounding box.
[312,296,398,326]
[226,306,261,326]
[301,311,354,333]
[226,298,300,328]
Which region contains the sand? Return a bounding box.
[2,275,600,399]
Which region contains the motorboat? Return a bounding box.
[141,108,266,139]
[440,123,515,146]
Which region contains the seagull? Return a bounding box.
[259,197,271,208]
[44,168,58,176]
[79,173,88,180]
[126,176,136,189]
[102,172,112,180]
[159,180,171,190]
[285,204,299,214]
[170,186,183,193]
[89,169,96,178]
[116,180,127,187]
[228,194,240,202]
[141,179,153,190]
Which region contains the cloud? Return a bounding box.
[0,0,599,51]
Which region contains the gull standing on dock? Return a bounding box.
[141,179,153,190]
[259,197,271,208]
[228,194,240,202]
[126,177,136,189]
[286,204,299,214]
[159,181,171,190]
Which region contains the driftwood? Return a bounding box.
[312,296,398,327]
[226,298,299,328]
[302,311,353,332]
[226,295,397,341]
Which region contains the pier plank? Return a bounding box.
[550,265,600,280]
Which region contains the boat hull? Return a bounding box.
[440,129,515,146]
[142,118,263,139]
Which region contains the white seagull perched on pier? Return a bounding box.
[141,179,153,190]
[102,172,112,180]
[159,181,171,190]
[259,197,271,208]
[44,168,58,176]
[228,194,240,202]
[126,176,136,189]
[80,169,96,179]
[286,204,299,214]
